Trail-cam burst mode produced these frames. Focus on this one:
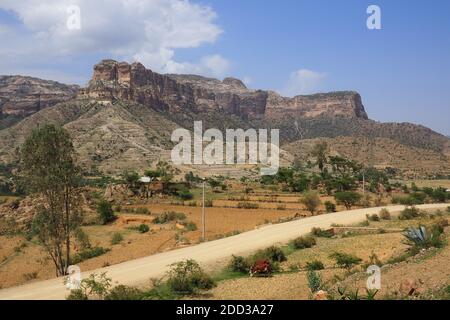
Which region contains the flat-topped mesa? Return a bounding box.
[79,59,368,120]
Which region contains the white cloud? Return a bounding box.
[0,0,228,79]
[279,69,327,97]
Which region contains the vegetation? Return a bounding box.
[22,124,82,277]
[153,211,186,224]
[138,224,150,233]
[329,252,362,270]
[306,270,323,294]
[111,232,123,245]
[166,260,216,295]
[324,201,337,213]
[403,224,444,254]
[227,255,250,274]
[398,206,421,220]
[306,260,325,271]
[97,200,116,225]
[300,191,322,215]
[290,236,317,249]
[334,191,362,210]
[311,227,334,238]
[379,209,391,220]
[71,247,110,264]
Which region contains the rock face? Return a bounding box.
[79,59,368,120]
[0,76,79,116]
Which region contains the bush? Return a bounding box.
[74,228,91,250]
[166,260,216,295]
[104,285,143,300]
[306,260,325,271]
[379,209,391,220]
[97,200,116,225]
[447,206,450,213]
[237,202,259,209]
[291,236,316,249]
[300,191,322,215]
[250,260,272,277]
[334,192,362,210]
[183,221,197,232]
[366,214,380,222]
[178,191,194,201]
[187,201,197,207]
[227,255,250,274]
[204,199,213,207]
[138,224,150,233]
[135,207,150,215]
[324,201,337,213]
[276,204,286,210]
[71,247,110,264]
[153,211,186,224]
[329,252,362,270]
[311,227,333,238]
[306,270,323,294]
[66,289,88,300]
[398,207,421,220]
[253,246,287,263]
[111,232,123,245]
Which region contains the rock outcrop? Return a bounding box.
[0,76,79,116]
[79,59,368,120]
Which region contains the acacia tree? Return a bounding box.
[21,125,82,276]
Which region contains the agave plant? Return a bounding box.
[403,225,443,251]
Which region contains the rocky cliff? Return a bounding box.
[79,59,368,120]
[0,76,78,116]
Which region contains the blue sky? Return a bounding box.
[0,0,449,135]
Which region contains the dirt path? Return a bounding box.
[0,203,447,300]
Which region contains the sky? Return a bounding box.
[0,0,449,135]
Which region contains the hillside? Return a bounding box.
[0,59,448,175]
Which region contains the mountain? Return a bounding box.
[0,59,448,176]
[0,75,78,129]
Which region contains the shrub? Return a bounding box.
[306,260,325,271]
[276,204,286,210]
[187,201,197,207]
[334,192,362,210]
[250,260,272,277]
[447,206,450,213]
[329,252,362,270]
[324,201,337,213]
[237,202,259,209]
[254,246,287,263]
[306,270,323,294]
[183,221,197,232]
[204,199,213,208]
[300,191,322,215]
[398,207,421,220]
[311,227,333,238]
[153,211,186,224]
[111,232,123,245]
[104,285,143,300]
[166,260,216,295]
[138,224,150,233]
[71,247,110,264]
[403,225,444,253]
[366,214,380,222]
[178,191,194,200]
[74,228,91,250]
[291,236,316,249]
[227,255,250,274]
[379,209,391,220]
[135,207,150,215]
[97,200,116,225]
[66,289,88,300]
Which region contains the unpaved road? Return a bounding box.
[0,203,447,300]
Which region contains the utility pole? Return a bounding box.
[202,178,206,241]
[362,170,366,196]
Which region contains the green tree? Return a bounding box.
[300,191,322,215]
[21,124,81,276]
[334,191,362,210]
[311,142,328,174]
[97,200,116,225]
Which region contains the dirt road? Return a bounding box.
[0,203,447,300]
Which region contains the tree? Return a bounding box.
[334,191,362,210]
[21,124,81,276]
[311,142,327,174]
[300,191,322,215]
[97,200,116,225]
